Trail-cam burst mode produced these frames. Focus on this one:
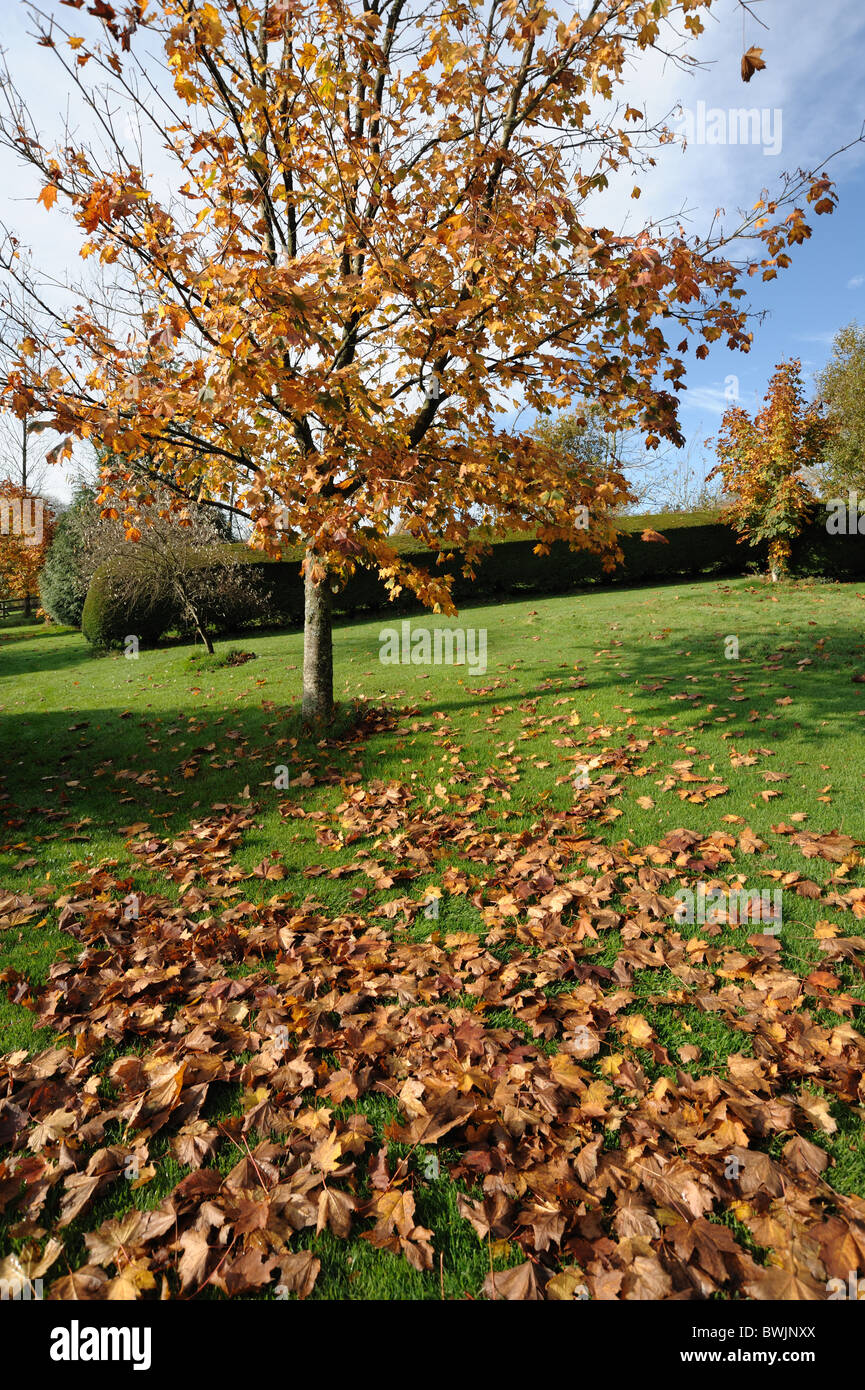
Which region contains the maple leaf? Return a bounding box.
[106,1260,156,1300]
[744,1266,824,1299]
[483,1261,546,1300]
[275,1251,320,1299]
[174,1231,214,1293]
[48,1266,109,1300]
[85,1211,146,1267]
[316,1187,355,1238]
[741,46,767,83]
[546,1268,589,1300]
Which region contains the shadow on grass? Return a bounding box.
[1,579,864,831]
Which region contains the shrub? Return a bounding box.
[81,558,176,650]
[81,532,267,652]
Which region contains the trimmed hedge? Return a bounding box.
[80,507,865,646]
[236,510,745,626]
[791,518,865,579]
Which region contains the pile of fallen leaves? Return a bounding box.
[2,725,865,1299]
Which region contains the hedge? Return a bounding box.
[229,510,741,627]
[80,507,865,646]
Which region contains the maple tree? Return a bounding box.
[0,0,842,719]
[708,359,829,581]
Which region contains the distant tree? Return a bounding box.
[533,405,629,491]
[0,408,51,509]
[640,446,725,515]
[0,480,55,614]
[533,407,725,516]
[38,486,98,626]
[708,359,828,581]
[815,322,865,497]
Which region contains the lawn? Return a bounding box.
[1,574,865,1299]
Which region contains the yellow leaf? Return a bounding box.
[621,1014,653,1046]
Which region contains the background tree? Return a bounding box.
[815,321,865,497]
[637,442,725,515]
[0,0,842,719]
[708,359,828,581]
[532,404,722,514]
[38,484,99,626]
[0,479,55,613]
[532,403,629,496]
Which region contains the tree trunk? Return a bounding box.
[177,584,215,654]
[302,555,334,725]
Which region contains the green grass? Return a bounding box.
[2,572,865,1296]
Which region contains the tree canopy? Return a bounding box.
[815,321,865,498]
[708,359,829,580]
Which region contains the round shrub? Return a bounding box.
[81,558,176,650]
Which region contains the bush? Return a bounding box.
[81,537,268,651]
[81,559,176,650]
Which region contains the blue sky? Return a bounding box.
[0,0,863,499]
[624,0,865,471]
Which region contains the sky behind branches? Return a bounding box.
[0,0,863,504]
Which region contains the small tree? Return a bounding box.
[815,322,865,497]
[708,359,828,581]
[85,502,264,653]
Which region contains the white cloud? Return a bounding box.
[848,274,865,288]
[680,385,738,416]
